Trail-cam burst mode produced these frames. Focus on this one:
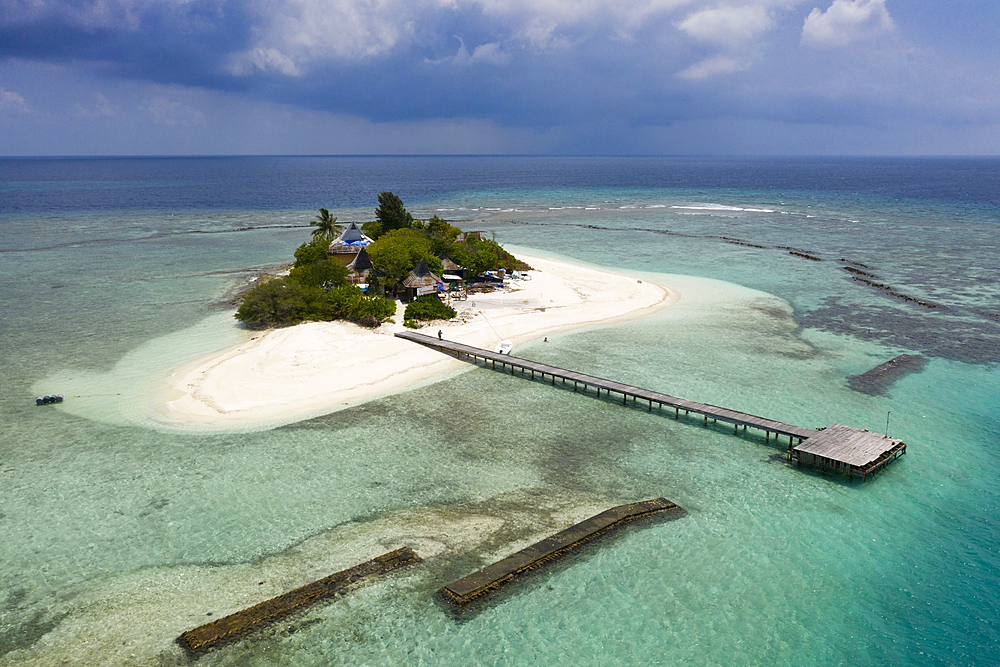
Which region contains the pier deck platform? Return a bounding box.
[179,547,421,654]
[789,423,906,480]
[440,498,681,606]
[396,332,906,479]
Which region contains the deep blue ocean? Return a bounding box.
[1,157,998,666]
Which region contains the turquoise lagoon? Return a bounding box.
[0,157,998,665]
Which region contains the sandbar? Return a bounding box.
[159,254,676,430]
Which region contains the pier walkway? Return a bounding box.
[396,331,905,480]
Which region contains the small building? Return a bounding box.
[401,258,443,302]
[440,257,465,280]
[788,424,906,480]
[455,231,483,243]
[347,247,373,285]
[328,222,373,266]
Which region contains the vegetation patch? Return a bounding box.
[235,192,525,329]
[404,295,456,324]
[235,236,395,329]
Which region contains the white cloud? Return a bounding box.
[241,0,698,66]
[74,92,117,118]
[468,41,509,64]
[227,48,302,76]
[425,37,510,66]
[0,88,32,114]
[677,54,750,79]
[677,5,774,46]
[801,0,894,47]
[252,0,413,61]
[469,0,693,28]
[140,96,206,126]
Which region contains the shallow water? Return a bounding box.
[1,157,998,665]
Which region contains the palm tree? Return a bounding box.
[310,208,342,241]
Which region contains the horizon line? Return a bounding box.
[2,153,999,160]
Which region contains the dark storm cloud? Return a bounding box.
[1,0,999,154]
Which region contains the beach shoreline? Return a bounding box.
[156,253,677,431]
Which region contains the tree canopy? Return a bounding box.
[235,237,394,329]
[404,295,456,327]
[374,191,413,237]
[367,228,443,287]
[448,237,525,276]
[235,192,526,329]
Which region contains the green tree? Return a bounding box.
[425,215,461,241]
[367,228,443,286]
[404,296,456,323]
[374,192,413,236]
[235,278,315,329]
[360,220,383,239]
[310,208,342,241]
[288,259,349,291]
[236,277,395,329]
[328,285,397,327]
[293,237,334,267]
[453,237,526,276]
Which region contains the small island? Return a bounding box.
[160,205,672,431]
[235,192,529,330]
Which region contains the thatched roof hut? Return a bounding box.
[347,247,373,284]
[401,259,443,300]
[328,222,373,264]
[440,257,464,279]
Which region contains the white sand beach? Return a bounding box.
[159,254,676,430]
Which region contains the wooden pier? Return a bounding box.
[440,498,681,607]
[178,547,421,654]
[396,331,906,479]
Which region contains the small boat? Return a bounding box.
[494,340,513,355]
[35,394,63,405]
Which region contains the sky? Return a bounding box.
[1,0,999,156]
